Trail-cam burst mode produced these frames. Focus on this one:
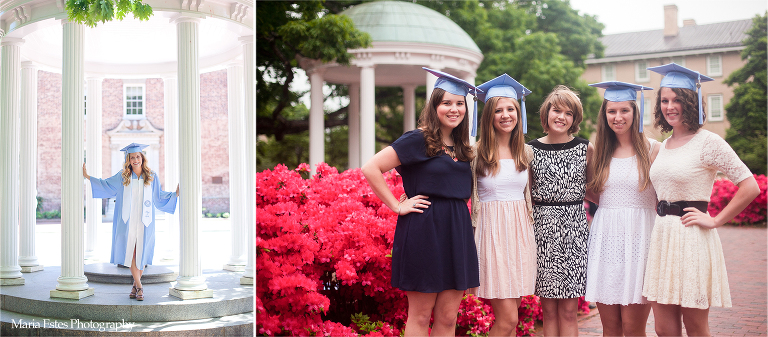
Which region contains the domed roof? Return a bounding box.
[341,1,481,54]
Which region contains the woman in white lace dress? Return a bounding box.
[584,82,660,336]
[470,74,535,336]
[643,63,759,336]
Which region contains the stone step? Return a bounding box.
[0,309,253,336]
[85,263,177,284]
[0,266,252,322]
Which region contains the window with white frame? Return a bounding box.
[602,64,616,81]
[671,56,685,66]
[636,60,650,82]
[639,97,653,126]
[124,85,145,119]
[707,55,722,77]
[708,94,723,121]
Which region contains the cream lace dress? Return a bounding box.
[642,129,752,309]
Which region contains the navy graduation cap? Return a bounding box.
[589,81,653,133]
[477,74,532,134]
[422,67,483,137]
[647,63,714,126]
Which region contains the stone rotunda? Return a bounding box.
[0,0,254,334]
[298,0,483,173]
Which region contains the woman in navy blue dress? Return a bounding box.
[362,68,480,336]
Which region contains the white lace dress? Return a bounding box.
[642,129,752,309]
[585,140,657,305]
[472,160,536,299]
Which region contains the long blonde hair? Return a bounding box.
[476,96,528,177]
[587,99,652,194]
[122,152,153,186]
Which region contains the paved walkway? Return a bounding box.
[578,225,767,336]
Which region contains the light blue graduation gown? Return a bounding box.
[89,172,177,270]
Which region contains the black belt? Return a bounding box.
[534,200,583,206]
[656,200,708,217]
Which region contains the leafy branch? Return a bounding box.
[65,0,153,27]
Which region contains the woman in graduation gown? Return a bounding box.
[82,143,178,301]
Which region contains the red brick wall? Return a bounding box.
[36,70,231,214]
[146,78,165,186]
[102,78,123,178]
[37,70,63,212]
[201,70,230,214]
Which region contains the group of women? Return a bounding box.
[361,63,760,336]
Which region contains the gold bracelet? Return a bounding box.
[396,202,402,215]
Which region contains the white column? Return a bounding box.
[359,65,376,165]
[171,16,212,299]
[347,83,360,169]
[224,62,246,271]
[162,76,180,261]
[84,76,103,260]
[465,75,477,145]
[52,21,93,298]
[0,37,24,285]
[402,84,416,132]
[19,61,42,272]
[240,35,254,285]
[308,67,325,175]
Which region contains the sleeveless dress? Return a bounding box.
[528,137,589,298]
[643,129,751,309]
[471,155,536,299]
[389,130,480,293]
[585,139,658,305]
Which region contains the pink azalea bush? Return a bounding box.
[709,174,766,225]
[257,163,588,336]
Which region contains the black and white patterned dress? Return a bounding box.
[528,137,589,299]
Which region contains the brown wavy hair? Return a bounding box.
[476,96,528,177]
[539,85,584,135]
[417,88,474,162]
[587,99,652,194]
[122,152,154,186]
[654,87,705,133]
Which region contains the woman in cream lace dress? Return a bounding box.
[643,63,759,336]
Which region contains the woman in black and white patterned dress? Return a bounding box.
[527,85,594,337]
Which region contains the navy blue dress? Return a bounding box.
[390,130,479,293]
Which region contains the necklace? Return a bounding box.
[442,145,458,162]
[545,136,573,151]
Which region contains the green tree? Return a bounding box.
[258,0,606,171]
[257,1,370,140]
[65,0,152,27]
[257,1,370,171]
[724,13,767,174]
[415,0,604,140]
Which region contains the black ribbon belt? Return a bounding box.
[656,200,708,217]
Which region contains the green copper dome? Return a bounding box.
[341,1,481,54]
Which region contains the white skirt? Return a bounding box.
[585,206,655,305]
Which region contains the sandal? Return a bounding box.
[129,285,137,299]
[136,287,144,301]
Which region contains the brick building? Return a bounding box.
[582,4,752,139]
[36,70,232,214]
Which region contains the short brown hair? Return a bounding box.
[653,87,705,133]
[539,85,584,135]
